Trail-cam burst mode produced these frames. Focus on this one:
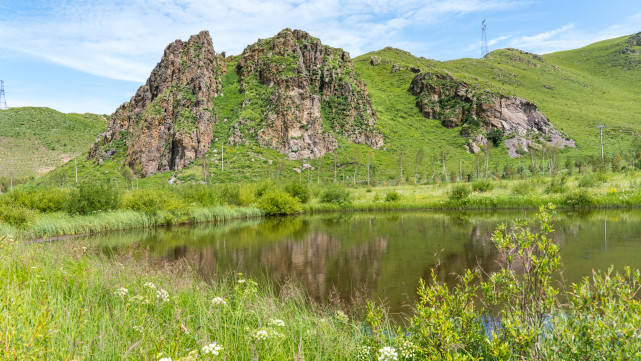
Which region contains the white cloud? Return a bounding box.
[0,0,519,82]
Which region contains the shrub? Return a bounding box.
[384,191,401,202]
[121,189,185,214]
[563,190,595,208]
[449,185,470,202]
[64,181,120,215]
[0,204,35,227]
[578,173,607,188]
[512,181,534,195]
[257,190,302,215]
[486,128,504,147]
[284,182,310,203]
[320,186,352,206]
[8,188,69,213]
[545,175,568,193]
[472,179,493,193]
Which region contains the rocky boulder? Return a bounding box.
[89,31,225,176]
[230,28,383,159]
[409,72,575,157]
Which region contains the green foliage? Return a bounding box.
[449,184,470,202]
[319,185,352,206]
[384,191,401,202]
[563,190,596,208]
[545,175,569,193]
[0,204,35,227]
[512,181,535,195]
[284,182,311,203]
[121,189,185,214]
[257,190,302,215]
[64,181,120,215]
[578,173,608,188]
[472,179,493,192]
[6,188,69,213]
[486,128,504,147]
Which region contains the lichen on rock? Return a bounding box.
[89,31,225,176]
[230,28,383,159]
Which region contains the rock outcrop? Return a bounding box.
[409,72,575,157]
[230,29,383,159]
[89,31,225,176]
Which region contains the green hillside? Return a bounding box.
[38,32,641,187]
[0,107,105,179]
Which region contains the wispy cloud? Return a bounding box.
[0,0,520,82]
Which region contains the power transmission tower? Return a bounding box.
[0,80,7,110]
[481,19,489,57]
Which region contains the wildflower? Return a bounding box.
[378,346,398,361]
[144,282,157,290]
[133,325,144,333]
[156,289,169,303]
[211,297,226,306]
[253,329,269,341]
[334,310,349,323]
[158,358,172,361]
[398,340,416,360]
[202,342,223,356]
[114,287,128,298]
[237,279,246,284]
[269,319,285,327]
[355,345,371,361]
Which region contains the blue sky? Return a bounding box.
[1,0,640,114]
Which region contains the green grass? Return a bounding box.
[0,107,106,179]
[0,238,364,360]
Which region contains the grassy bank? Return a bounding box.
[4,171,641,240]
[3,206,641,360]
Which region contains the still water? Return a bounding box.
[93,210,641,316]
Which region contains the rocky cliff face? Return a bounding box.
[409,72,575,157]
[230,29,383,159]
[89,31,225,176]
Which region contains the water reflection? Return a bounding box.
[93,210,641,314]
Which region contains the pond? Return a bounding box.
[91,209,641,317]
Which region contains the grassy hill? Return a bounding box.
[36,32,641,187]
[0,107,105,179]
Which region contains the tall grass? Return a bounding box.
[0,239,363,360]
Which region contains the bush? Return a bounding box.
[545,175,568,193]
[64,181,120,215]
[121,189,185,214]
[449,185,471,202]
[384,191,401,202]
[320,185,351,206]
[512,181,535,195]
[578,173,607,188]
[486,128,504,146]
[284,182,310,203]
[257,190,302,215]
[563,190,595,208]
[472,179,493,193]
[8,188,69,213]
[0,204,35,227]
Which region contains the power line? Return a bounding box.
[481,19,489,57]
[0,80,7,110]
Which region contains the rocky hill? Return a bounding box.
[229,29,383,159]
[90,31,226,176]
[408,71,575,156]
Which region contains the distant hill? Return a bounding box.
[36,31,641,186]
[0,107,105,179]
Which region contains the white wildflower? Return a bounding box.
[211,297,226,306]
[237,279,246,284]
[158,358,172,361]
[253,329,269,341]
[378,346,398,361]
[144,282,157,290]
[269,319,285,327]
[157,289,169,303]
[114,287,128,298]
[355,345,371,361]
[202,342,223,356]
[133,325,144,333]
[399,340,416,360]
